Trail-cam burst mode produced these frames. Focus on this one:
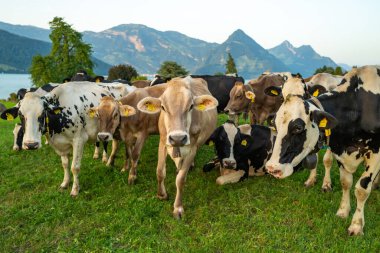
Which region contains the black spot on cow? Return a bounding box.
[66,110,72,116]
[83,95,88,101]
[303,101,310,114]
[360,173,372,189]
[90,103,94,107]
[366,152,371,159]
[338,78,347,86]
[92,92,96,96]
[356,153,361,159]
[377,68,380,77]
[74,105,79,114]
[101,93,107,97]
[79,97,84,102]
[279,119,307,164]
[366,165,370,171]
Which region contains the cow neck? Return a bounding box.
[308,96,330,147]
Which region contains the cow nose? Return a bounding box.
[98,133,109,142]
[223,159,236,169]
[223,108,230,114]
[25,142,39,150]
[168,134,188,147]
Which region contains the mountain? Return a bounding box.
[82,24,218,74]
[0,21,50,42]
[338,63,352,72]
[194,29,289,78]
[0,28,111,75]
[0,29,51,73]
[268,40,338,77]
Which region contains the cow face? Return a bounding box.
[265,95,338,178]
[137,77,218,147]
[224,82,254,114]
[207,122,240,169]
[88,96,136,142]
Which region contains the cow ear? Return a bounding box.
[245,91,255,102]
[310,110,338,129]
[264,86,282,97]
[88,107,98,118]
[1,107,19,120]
[194,95,218,111]
[119,105,136,117]
[137,97,161,114]
[308,85,327,97]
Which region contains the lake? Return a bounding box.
[0,74,33,99]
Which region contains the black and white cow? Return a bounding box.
[1,82,134,196]
[204,120,318,185]
[265,65,380,235]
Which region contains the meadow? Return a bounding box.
[0,101,379,252]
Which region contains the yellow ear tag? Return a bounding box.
[241,139,247,146]
[209,140,214,146]
[146,103,156,112]
[197,104,206,111]
[271,89,279,96]
[319,118,327,128]
[123,110,129,116]
[313,89,319,97]
[54,109,61,114]
[6,113,14,121]
[325,129,331,136]
[246,93,255,103]
[96,79,100,83]
[89,111,96,118]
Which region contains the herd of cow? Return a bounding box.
[1,66,380,236]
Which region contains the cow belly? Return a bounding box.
[49,135,72,155]
[334,151,364,173]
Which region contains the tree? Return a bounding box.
[314,65,335,75]
[334,66,343,75]
[157,61,188,79]
[30,17,94,86]
[108,64,138,81]
[225,52,237,75]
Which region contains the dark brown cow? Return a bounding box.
[88,83,167,184]
[224,74,285,124]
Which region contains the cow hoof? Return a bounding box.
[70,188,79,197]
[336,208,350,219]
[102,157,108,163]
[93,154,99,159]
[13,146,20,151]
[304,178,316,188]
[173,207,184,219]
[128,175,136,185]
[59,183,69,189]
[348,224,364,236]
[157,193,168,200]
[203,163,215,172]
[322,184,332,192]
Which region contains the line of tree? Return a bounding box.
[314,65,346,76]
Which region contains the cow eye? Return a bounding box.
[161,105,166,112]
[189,104,194,111]
[236,94,242,99]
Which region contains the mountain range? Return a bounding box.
[0,21,347,78]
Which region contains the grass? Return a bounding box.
[0,105,379,252]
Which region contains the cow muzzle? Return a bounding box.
[97,132,113,142]
[222,158,236,169]
[265,161,294,179]
[167,131,189,147]
[23,141,40,150]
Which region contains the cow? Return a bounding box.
[1,81,133,196]
[132,80,151,88]
[137,76,218,218]
[224,74,284,124]
[203,121,318,185]
[265,65,380,235]
[307,73,343,97]
[88,83,167,184]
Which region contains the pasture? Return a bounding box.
[0,104,379,251]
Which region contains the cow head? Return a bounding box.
[1,93,62,150]
[265,78,338,178]
[137,77,218,147]
[224,82,255,114]
[87,96,136,142]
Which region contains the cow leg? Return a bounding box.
[304,153,318,188]
[102,141,108,163]
[59,155,70,189]
[304,168,317,188]
[128,133,147,184]
[121,142,132,172]
[373,173,380,190]
[336,165,353,218]
[70,138,86,197]
[93,141,100,159]
[173,148,196,219]
[322,148,333,191]
[157,140,168,200]
[106,139,119,167]
[348,153,380,236]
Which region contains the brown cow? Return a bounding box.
[137,76,218,219]
[224,74,285,124]
[132,80,151,88]
[88,83,167,184]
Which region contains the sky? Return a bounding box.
[1,0,379,66]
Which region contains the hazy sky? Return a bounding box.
[1,0,379,66]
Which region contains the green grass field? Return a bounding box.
[0,105,379,252]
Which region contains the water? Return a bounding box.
[0,74,33,99]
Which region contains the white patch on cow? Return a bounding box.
[281,77,306,98]
[334,151,363,173]
[13,124,22,150]
[307,73,343,91]
[222,123,238,168]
